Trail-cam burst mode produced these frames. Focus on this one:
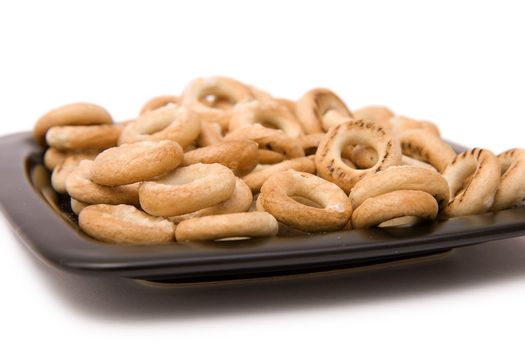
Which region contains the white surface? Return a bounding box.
[1,0,525,349]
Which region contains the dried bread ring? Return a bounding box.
[353,106,394,125]
[399,129,455,172]
[46,124,122,151]
[229,101,304,138]
[181,76,253,129]
[182,140,258,176]
[139,95,179,115]
[441,148,500,217]
[259,170,352,232]
[295,88,352,134]
[70,198,88,215]
[243,156,316,193]
[139,163,236,217]
[65,160,139,205]
[90,140,183,186]
[118,105,200,148]
[391,116,440,137]
[51,153,97,193]
[197,121,224,147]
[79,204,175,244]
[352,190,438,229]
[257,149,285,164]
[169,178,252,224]
[349,166,450,209]
[492,148,525,211]
[175,212,278,242]
[33,102,113,146]
[315,120,402,193]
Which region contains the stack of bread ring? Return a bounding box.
[33,76,525,244]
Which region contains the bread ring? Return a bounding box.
[352,190,438,229]
[224,125,304,159]
[259,170,352,232]
[391,116,440,137]
[399,129,455,172]
[243,156,316,193]
[90,140,184,186]
[79,204,175,244]
[349,166,450,209]
[118,105,200,148]
[169,178,252,224]
[51,153,97,193]
[182,140,258,176]
[353,106,394,125]
[46,124,122,151]
[70,198,88,215]
[175,212,278,242]
[229,101,304,138]
[33,102,113,146]
[139,95,179,115]
[295,88,352,134]
[139,163,236,217]
[492,148,525,211]
[65,160,139,205]
[315,120,402,193]
[181,76,253,129]
[441,148,500,217]
[197,121,224,147]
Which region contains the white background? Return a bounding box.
[1,1,525,349]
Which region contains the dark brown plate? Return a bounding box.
[1,132,525,284]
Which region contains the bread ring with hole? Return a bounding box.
[242,156,316,193]
[399,129,455,172]
[139,163,236,217]
[441,148,500,217]
[139,95,179,115]
[169,178,253,224]
[90,140,183,186]
[391,116,440,136]
[79,204,175,244]
[50,153,98,193]
[315,120,401,193]
[45,124,122,151]
[492,148,525,211]
[65,160,139,205]
[349,166,450,209]
[197,121,224,147]
[33,102,113,146]
[295,88,353,134]
[182,140,258,176]
[224,125,304,159]
[259,170,352,232]
[118,105,200,148]
[352,190,438,229]
[229,100,304,138]
[175,212,278,242]
[181,76,253,129]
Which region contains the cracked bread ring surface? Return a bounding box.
[492,148,525,211]
[79,204,175,244]
[90,140,183,186]
[259,170,352,232]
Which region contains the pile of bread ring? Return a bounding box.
[33,76,525,244]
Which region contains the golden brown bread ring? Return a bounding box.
[353,106,394,125]
[90,141,184,186]
[139,95,179,115]
[197,121,224,147]
[118,105,200,148]
[229,100,304,138]
[441,148,500,217]
[349,166,450,209]
[182,140,259,176]
[33,102,113,146]
[169,178,253,224]
[399,129,455,172]
[391,116,440,137]
[65,160,139,205]
[45,124,122,151]
[181,76,254,129]
[139,163,236,217]
[259,170,352,232]
[50,153,98,193]
[224,125,304,159]
[79,204,175,245]
[295,88,352,134]
[492,148,525,211]
[257,149,285,164]
[242,156,316,193]
[352,190,439,229]
[70,198,88,215]
[315,120,402,193]
[175,212,278,242]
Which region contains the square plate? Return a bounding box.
[2,132,525,284]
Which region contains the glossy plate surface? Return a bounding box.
[1,132,525,283]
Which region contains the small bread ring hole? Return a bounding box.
[201,94,235,109]
[340,144,378,170]
[454,172,475,197]
[290,195,323,208]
